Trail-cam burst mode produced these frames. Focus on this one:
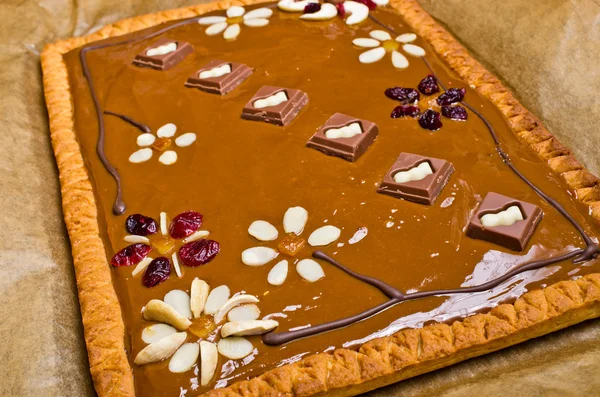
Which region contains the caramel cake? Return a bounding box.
[41,0,600,396]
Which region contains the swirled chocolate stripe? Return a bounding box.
[104,110,151,133]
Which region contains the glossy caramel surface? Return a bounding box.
[64,5,600,396]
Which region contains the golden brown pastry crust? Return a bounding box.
[40,0,600,396]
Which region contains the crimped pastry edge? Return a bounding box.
[39,0,600,396]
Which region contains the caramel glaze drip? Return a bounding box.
[262,14,599,346]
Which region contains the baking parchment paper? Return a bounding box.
[1,0,598,395]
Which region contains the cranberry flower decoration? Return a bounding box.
[241,206,344,284]
[197,6,273,40]
[128,123,197,165]
[353,30,426,69]
[135,278,278,385]
[278,0,388,25]
[110,211,220,287]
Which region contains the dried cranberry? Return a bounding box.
[110,243,152,267]
[418,109,443,131]
[303,3,321,13]
[436,87,466,106]
[354,0,377,10]
[142,257,171,287]
[390,105,420,118]
[417,75,440,95]
[125,214,157,236]
[178,239,220,267]
[169,211,203,239]
[441,105,468,120]
[384,87,420,104]
[336,2,346,17]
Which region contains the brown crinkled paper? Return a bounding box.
[1,0,599,396]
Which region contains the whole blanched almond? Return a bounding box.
[220,320,279,338]
[143,299,191,331]
[134,332,186,365]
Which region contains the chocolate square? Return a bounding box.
[241,86,308,126]
[185,60,252,95]
[466,192,543,251]
[306,113,379,162]
[376,153,454,205]
[133,38,193,71]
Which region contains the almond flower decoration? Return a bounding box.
[197,6,273,40]
[110,211,220,287]
[242,207,342,284]
[134,278,278,386]
[278,0,388,25]
[353,30,426,69]
[129,123,197,165]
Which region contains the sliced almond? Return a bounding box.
[283,206,308,235]
[308,225,341,246]
[267,260,288,286]
[213,294,259,324]
[164,290,192,319]
[143,299,191,331]
[131,257,153,277]
[200,341,218,386]
[203,285,230,315]
[243,7,273,19]
[226,5,245,17]
[171,253,182,278]
[391,51,409,69]
[190,278,210,318]
[396,33,417,43]
[217,337,254,360]
[160,212,168,235]
[369,30,391,41]
[129,148,152,163]
[141,323,177,344]
[348,227,368,244]
[248,220,279,241]
[221,320,279,338]
[241,247,278,266]
[134,332,186,365]
[359,47,386,64]
[223,23,241,40]
[227,304,260,322]
[168,342,200,373]
[296,259,325,282]
[197,16,227,25]
[183,230,210,243]
[403,43,426,57]
[124,235,150,244]
[344,1,369,25]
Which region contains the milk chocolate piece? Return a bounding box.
[377,153,454,205]
[466,192,543,251]
[306,113,379,162]
[241,86,308,126]
[185,60,252,95]
[133,38,193,71]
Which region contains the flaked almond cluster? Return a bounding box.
[135,278,278,385]
[110,210,219,286]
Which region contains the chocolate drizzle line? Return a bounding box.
[262,12,599,346]
[104,110,151,133]
[79,17,201,215]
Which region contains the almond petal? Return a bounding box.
[226,5,245,18]
[203,285,230,315]
[352,38,380,48]
[124,235,150,244]
[283,206,308,235]
[227,304,261,322]
[223,23,241,40]
[141,323,177,344]
[296,259,325,282]
[243,18,269,27]
[267,260,288,286]
[217,337,254,360]
[396,33,417,43]
[171,253,183,278]
[190,278,210,318]
[221,320,279,338]
[134,332,186,365]
[164,290,192,319]
[168,342,200,373]
[136,133,156,147]
[143,299,191,331]
[241,247,278,266]
[157,123,177,138]
[174,132,197,147]
[243,7,273,20]
[248,220,279,241]
[206,22,228,36]
[403,43,426,57]
[369,30,391,41]
[213,294,260,324]
[391,51,409,69]
[129,148,153,163]
[131,257,153,277]
[359,47,385,64]
[197,16,227,25]
[183,230,210,243]
[200,341,218,386]
[158,150,177,165]
[308,225,341,246]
